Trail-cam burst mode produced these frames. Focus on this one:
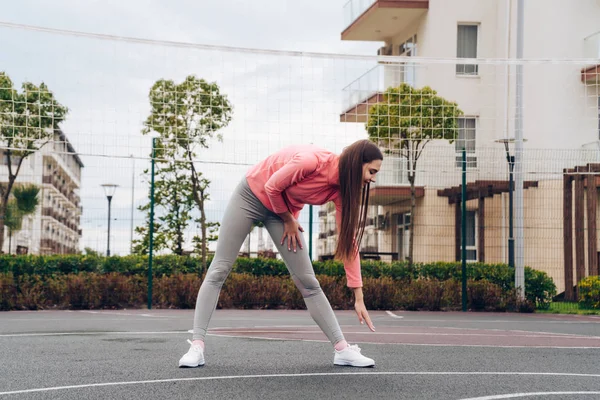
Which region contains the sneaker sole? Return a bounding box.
[178,362,205,368]
[334,361,375,368]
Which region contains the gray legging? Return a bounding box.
[192,177,345,346]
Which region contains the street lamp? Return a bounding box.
[495,138,527,270]
[101,184,118,256]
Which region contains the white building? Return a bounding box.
[1,129,83,255]
[318,0,600,296]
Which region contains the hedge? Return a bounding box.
[0,255,556,309]
[0,272,535,312]
[579,276,600,309]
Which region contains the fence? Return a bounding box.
[1,21,599,312]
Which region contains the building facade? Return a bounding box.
[318,0,600,296]
[1,129,83,255]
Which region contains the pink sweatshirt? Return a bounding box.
[246,144,362,288]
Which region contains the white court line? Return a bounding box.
[0,331,188,338]
[1,372,600,396]
[0,318,173,322]
[207,333,600,349]
[2,328,599,343]
[389,318,600,325]
[420,325,594,338]
[459,392,600,400]
[386,311,404,319]
[187,325,313,333]
[78,311,169,318]
[2,330,600,349]
[208,329,600,340]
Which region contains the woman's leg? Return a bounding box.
[263,215,345,347]
[191,179,265,341]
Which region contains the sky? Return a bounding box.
[0,0,384,256]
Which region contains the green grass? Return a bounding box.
[536,302,600,315]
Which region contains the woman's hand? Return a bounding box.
[352,288,375,332]
[278,213,304,252]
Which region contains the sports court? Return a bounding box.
[1,309,599,399]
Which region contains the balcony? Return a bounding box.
[341,63,414,123]
[42,207,80,234]
[40,238,78,255]
[342,0,428,41]
[582,31,600,84]
[42,174,80,208]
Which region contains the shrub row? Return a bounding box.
[0,255,556,307]
[0,272,533,312]
[579,275,600,309]
[0,254,206,277]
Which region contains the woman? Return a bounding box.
[179,139,383,368]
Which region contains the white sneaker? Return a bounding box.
[178,339,205,368]
[334,344,375,367]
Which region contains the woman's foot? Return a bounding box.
[333,344,375,367]
[178,339,205,367]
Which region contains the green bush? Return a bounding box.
[578,276,600,310]
[0,272,523,312]
[0,254,211,276]
[0,254,557,308]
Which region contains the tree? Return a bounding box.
[191,219,220,257]
[132,160,195,256]
[0,72,68,252]
[366,83,463,266]
[141,75,233,268]
[131,203,168,255]
[160,162,195,255]
[84,247,101,257]
[4,184,39,254]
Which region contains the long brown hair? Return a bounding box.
[335,140,383,263]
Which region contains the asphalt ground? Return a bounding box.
[1,309,600,399]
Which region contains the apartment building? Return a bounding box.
[1,129,83,255]
[318,0,600,295]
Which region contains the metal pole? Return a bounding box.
[505,145,515,270]
[461,148,467,312]
[309,205,313,260]
[107,196,112,256]
[130,155,135,254]
[147,138,156,310]
[514,0,525,299]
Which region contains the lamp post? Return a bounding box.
[101,184,118,256]
[495,138,527,270]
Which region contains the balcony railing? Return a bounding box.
[42,207,80,233]
[40,238,78,255]
[584,31,600,59]
[342,63,414,114]
[43,174,80,208]
[582,31,600,84]
[343,0,377,29]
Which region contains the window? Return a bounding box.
[463,211,478,262]
[456,24,478,75]
[378,156,408,185]
[396,213,411,261]
[455,117,477,168]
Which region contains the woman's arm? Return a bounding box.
[334,197,375,332]
[264,152,319,214]
[277,210,304,252]
[352,287,375,332]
